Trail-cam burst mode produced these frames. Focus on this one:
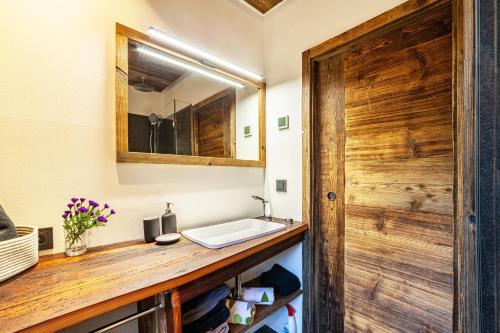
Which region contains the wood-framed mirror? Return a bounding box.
[115,23,266,168]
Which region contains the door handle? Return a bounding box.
[327,192,336,201]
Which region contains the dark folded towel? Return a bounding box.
[183,299,229,333]
[260,264,301,296]
[0,204,18,242]
[255,325,279,333]
[182,284,230,324]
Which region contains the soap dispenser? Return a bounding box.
[161,202,177,234]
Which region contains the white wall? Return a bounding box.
[129,87,163,117]
[161,73,227,111]
[262,0,406,220]
[236,88,260,160]
[0,0,265,254]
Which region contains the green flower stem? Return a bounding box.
[63,206,109,248]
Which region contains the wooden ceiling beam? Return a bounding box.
[127,42,186,92]
[243,0,284,14]
[128,69,174,92]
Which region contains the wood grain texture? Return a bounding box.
[193,89,235,158]
[166,289,182,333]
[342,3,454,332]
[116,67,129,153]
[308,0,447,59]
[230,91,237,159]
[314,54,345,332]
[116,32,129,154]
[301,50,314,333]
[243,0,283,14]
[116,34,128,73]
[0,221,306,332]
[303,1,475,332]
[301,51,312,227]
[453,0,476,331]
[195,101,227,157]
[117,151,265,168]
[128,40,186,92]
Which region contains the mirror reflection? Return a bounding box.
[127,40,260,160]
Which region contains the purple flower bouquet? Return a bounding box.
[62,197,116,256]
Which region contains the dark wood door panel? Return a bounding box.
[314,53,345,333]
[193,91,234,158]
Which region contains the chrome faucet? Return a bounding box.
[252,195,272,221]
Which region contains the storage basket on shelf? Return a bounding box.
[0,226,39,282]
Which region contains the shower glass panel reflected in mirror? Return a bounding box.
[127,39,260,160]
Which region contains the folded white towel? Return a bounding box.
[226,299,256,325]
[242,287,275,305]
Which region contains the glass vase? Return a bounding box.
[65,231,88,257]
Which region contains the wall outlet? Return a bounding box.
[276,179,287,192]
[38,227,53,250]
[278,116,289,130]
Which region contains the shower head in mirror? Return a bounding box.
[148,113,162,125]
[134,77,155,92]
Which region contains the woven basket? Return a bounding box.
[0,225,39,282]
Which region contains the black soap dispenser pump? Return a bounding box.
[161,202,177,234]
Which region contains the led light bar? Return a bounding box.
[137,46,245,88]
[147,27,263,82]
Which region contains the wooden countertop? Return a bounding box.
[0,219,307,333]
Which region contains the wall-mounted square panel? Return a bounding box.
[278,116,289,130]
[276,179,287,192]
[38,227,53,250]
[244,125,252,137]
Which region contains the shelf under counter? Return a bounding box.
[229,277,303,333]
[0,218,306,333]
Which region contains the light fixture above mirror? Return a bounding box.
[136,45,245,88]
[147,27,264,82]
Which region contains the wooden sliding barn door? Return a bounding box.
[312,2,454,332]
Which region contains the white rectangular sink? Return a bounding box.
[181,219,286,249]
